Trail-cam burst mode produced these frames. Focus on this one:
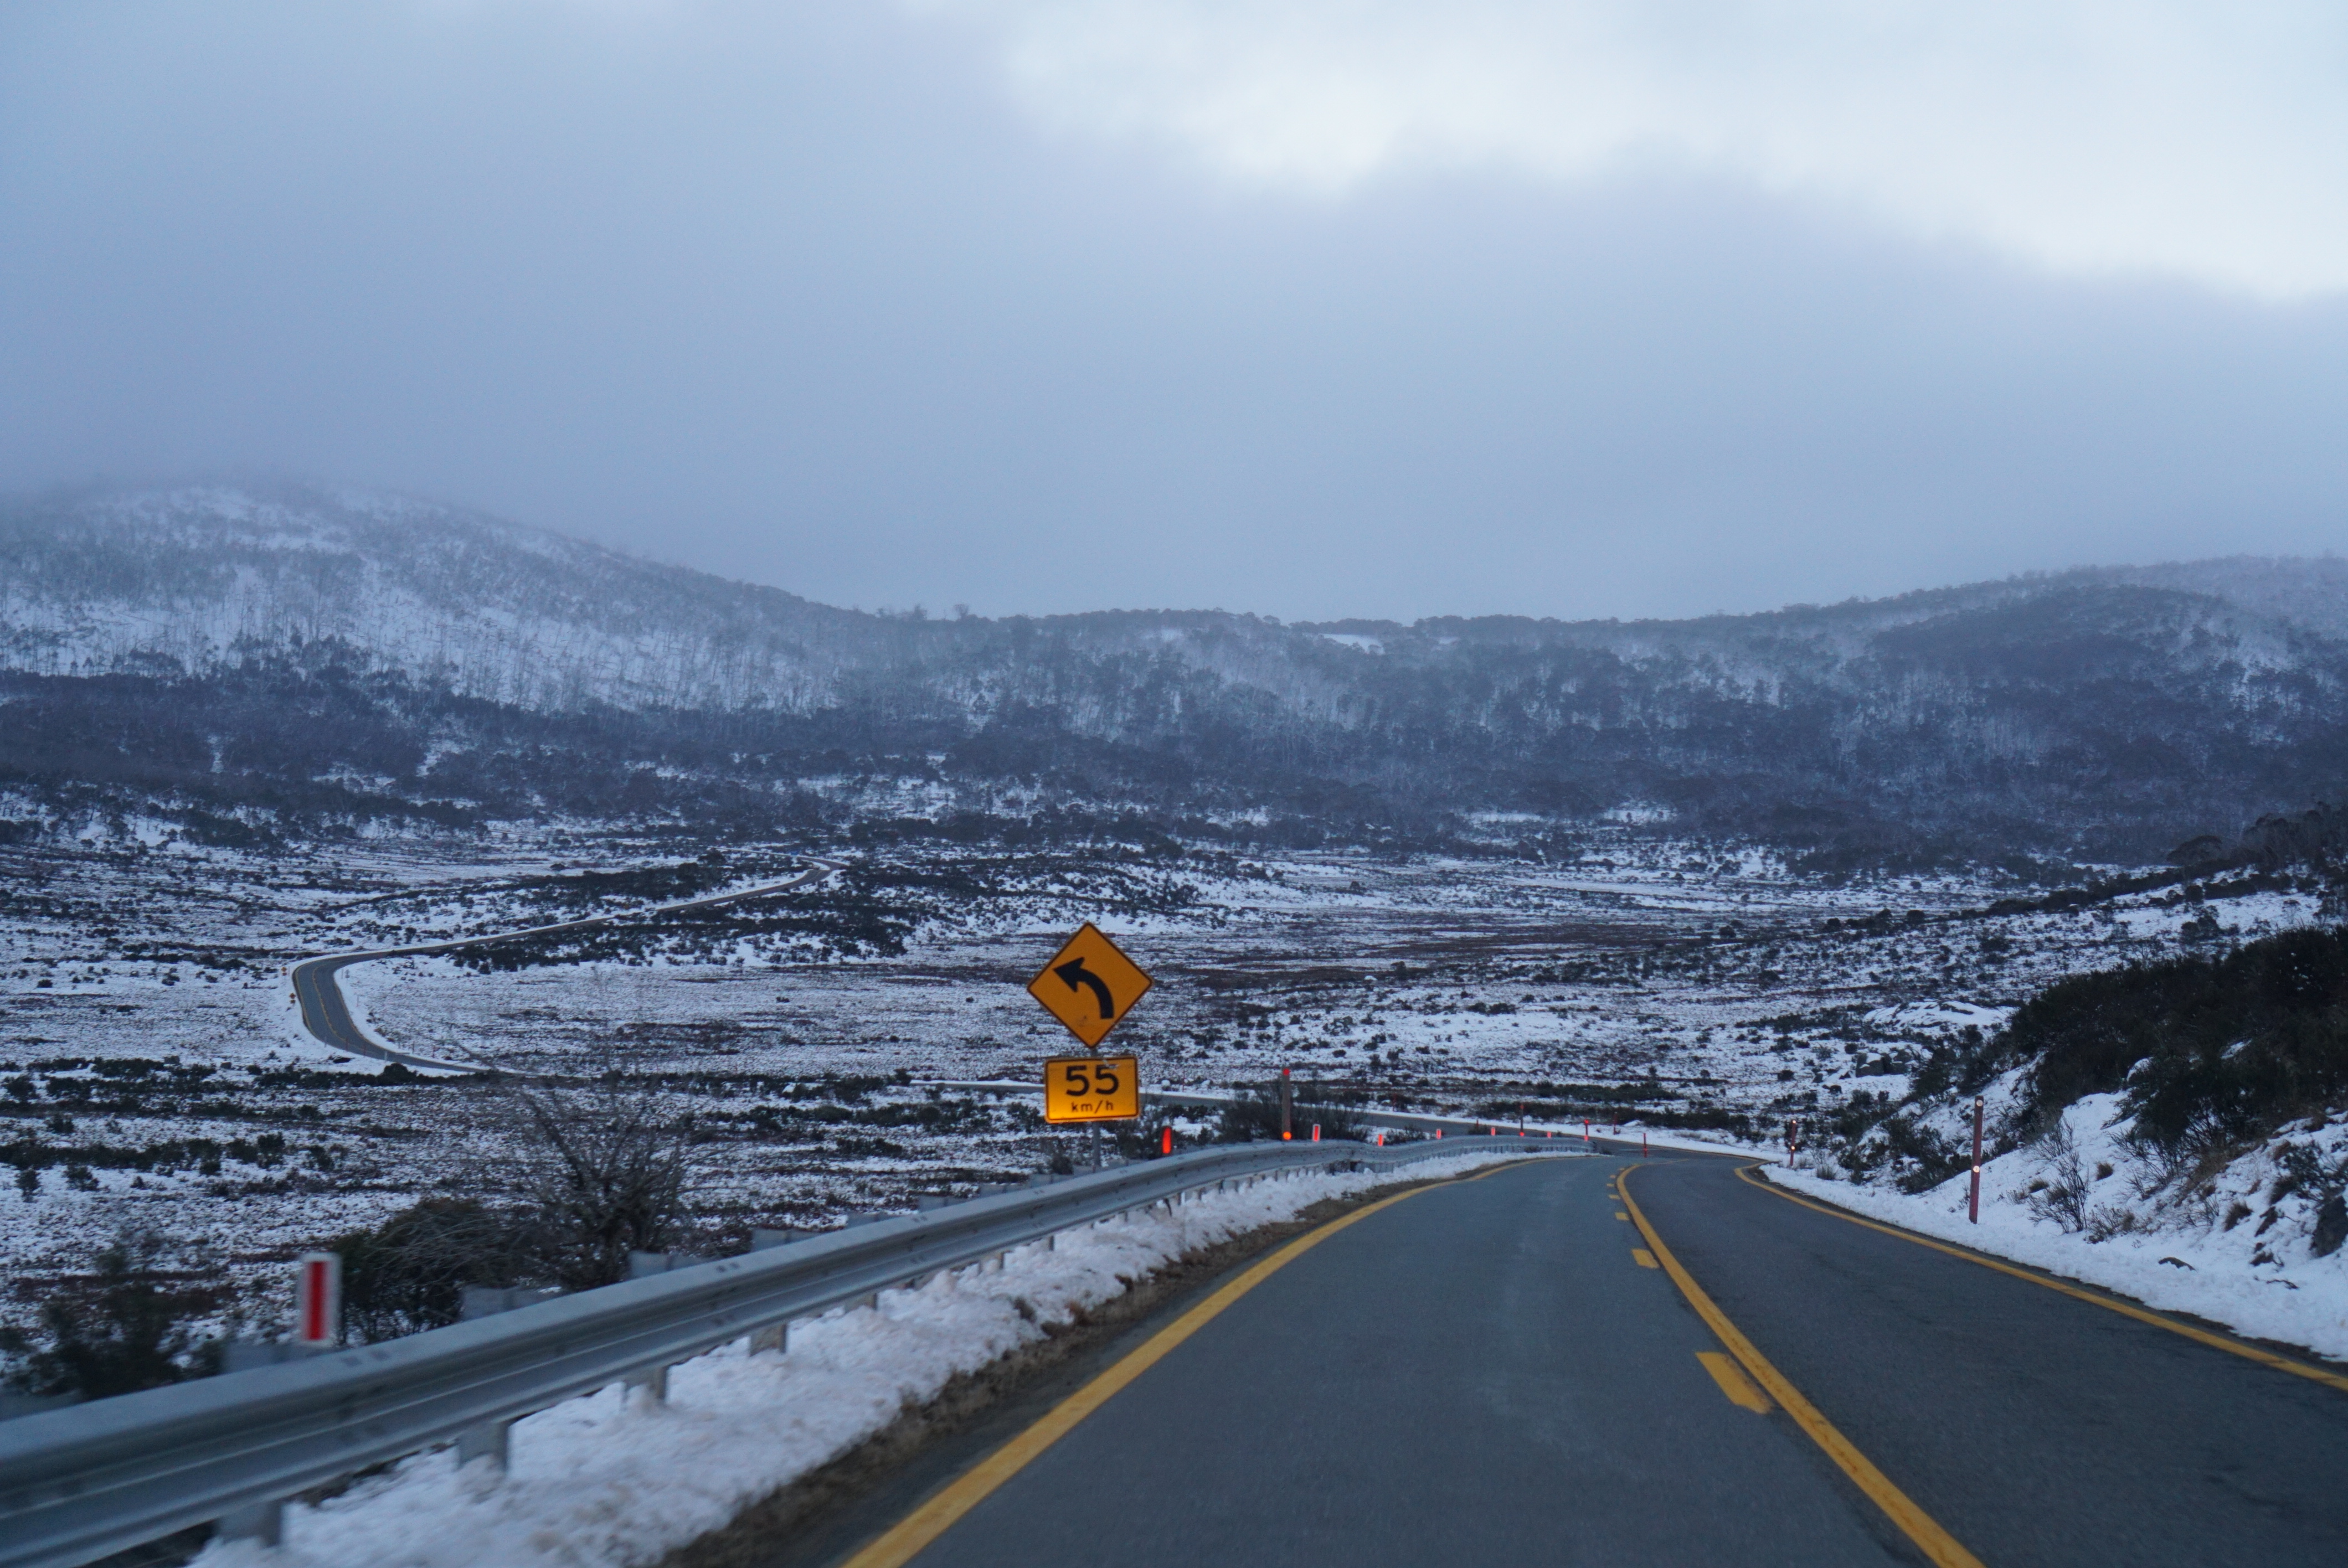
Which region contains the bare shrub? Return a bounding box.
[513,1082,694,1289]
[331,1198,527,1341]
[2028,1124,2092,1232]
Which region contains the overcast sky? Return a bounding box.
[4,2,2345,623]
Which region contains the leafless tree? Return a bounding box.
[512,1081,694,1288]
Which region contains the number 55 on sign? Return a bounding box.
[1046,1056,1139,1123]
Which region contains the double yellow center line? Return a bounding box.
[1619,1165,1985,1568]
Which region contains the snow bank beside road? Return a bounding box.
[1773,1126,2348,1364]
[197,1149,1561,1568]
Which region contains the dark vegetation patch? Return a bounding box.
[439,852,1213,970]
[1899,927,2348,1157]
[0,1228,225,1401]
[2007,928,2348,1147]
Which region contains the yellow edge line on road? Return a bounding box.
[1734,1164,2348,1395]
[1620,1165,1984,1568]
[841,1157,1545,1568]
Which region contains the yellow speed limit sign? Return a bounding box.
[1044,1055,1140,1124]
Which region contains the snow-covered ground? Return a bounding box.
[2,824,2318,1338]
[194,1148,1562,1568]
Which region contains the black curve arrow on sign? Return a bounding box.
[1054,957,1117,1020]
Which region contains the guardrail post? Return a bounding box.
[748,1230,797,1353]
[213,1339,310,1542]
[622,1255,687,1401]
[456,1417,513,1471]
[454,1286,562,1468]
[215,1497,284,1548]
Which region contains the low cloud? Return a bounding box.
[928,0,2348,298]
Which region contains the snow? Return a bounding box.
[192,1148,1561,1568]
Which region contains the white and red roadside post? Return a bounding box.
[1583,1118,1590,1148]
[1310,1123,1321,1142]
[1969,1096,1985,1224]
[1784,1118,1800,1169]
[294,1251,341,1350]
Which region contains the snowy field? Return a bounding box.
[0,823,2323,1342]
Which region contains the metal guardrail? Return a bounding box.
[934,1079,1568,1139]
[0,1135,1567,1568]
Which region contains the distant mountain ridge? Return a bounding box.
[3,481,2345,865]
[0,483,872,711]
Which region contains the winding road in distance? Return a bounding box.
[289,859,843,1072]
[756,1148,2348,1568]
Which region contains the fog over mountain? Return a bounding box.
[5,483,2345,868]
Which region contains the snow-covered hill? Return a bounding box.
[7,480,2348,860]
[0,483,884,712]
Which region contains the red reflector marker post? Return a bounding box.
[1160,1125,1173,1156]
[1310,1123,1320,1142]
[1969,1096,1985,1224]
[294,1251,341,1349]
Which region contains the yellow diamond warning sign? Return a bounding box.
[1026,922,1152,1049]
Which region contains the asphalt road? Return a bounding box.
[288,859,840,1070]
[826,1151,2348,1567]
